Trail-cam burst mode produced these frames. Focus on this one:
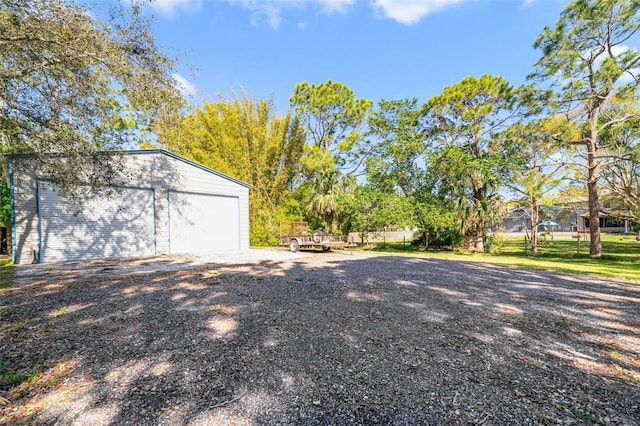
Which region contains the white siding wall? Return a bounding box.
[11,150,250,264]
[168,192,241,253]
[11,161,39,264]
[38,185,156,262]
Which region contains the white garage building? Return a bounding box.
[10,150,250,264]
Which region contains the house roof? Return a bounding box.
[580,208,634,220]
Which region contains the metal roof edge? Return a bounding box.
[146,149,250,189]
[6,149,251,189]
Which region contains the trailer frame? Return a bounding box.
[278,221,356,252]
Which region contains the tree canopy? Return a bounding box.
[422,75,523,251]
[290,80,372,232]
[500,118,567,251]
[530,0,640,256]
[0,0,183,199]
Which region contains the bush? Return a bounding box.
[413,229,463,249]
[487,233,508,254]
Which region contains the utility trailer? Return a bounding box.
[278,221,356,252]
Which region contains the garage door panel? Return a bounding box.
[39,185,156,262]
[169,192,239,254]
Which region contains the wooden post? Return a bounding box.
[577,232,581,254]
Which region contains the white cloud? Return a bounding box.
[150,0,202,18]
[592,44,629,67]
[371,0,465,25]
[229,0,353,29]
[229,0,461,29]
[263,4,284,29]
[317,0,356,13]
[172,73,199,100]
[231,0,300,29]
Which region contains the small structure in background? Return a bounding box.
[538,220,558,242]
[279,221,356,252]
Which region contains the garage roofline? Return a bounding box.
[125,149,250,189]
[6,149,251,189]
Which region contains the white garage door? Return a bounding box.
[38,184,156,263]
[168,191,240,254]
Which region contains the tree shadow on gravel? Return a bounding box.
[1,254,639,425]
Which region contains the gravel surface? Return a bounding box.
[1,251,639,425]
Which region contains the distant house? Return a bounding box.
[502,205,634,234]
[581,209,635,233]
[10,150,250,264]
[502,207,533,233]
[502,207,576,233]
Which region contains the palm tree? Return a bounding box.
[305,170,355,233]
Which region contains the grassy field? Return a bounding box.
[357,233,640,283]
[0,256,14,289]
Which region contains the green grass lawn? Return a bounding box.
[0,256,14,289]
[357,233,640,283]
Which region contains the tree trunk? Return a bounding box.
[475,226,484,252]
[530,199,539,254]
[328,214,338,235]
[587,120,603,257]
[464,225,484,251]
[472,187,484,252]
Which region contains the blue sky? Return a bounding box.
[144,0,566,114]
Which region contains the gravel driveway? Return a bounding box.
[1,251,639,425]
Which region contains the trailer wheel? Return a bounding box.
[312,230,324,243]
[289,239,300,252]
[322,246,331,252]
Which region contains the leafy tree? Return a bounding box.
[599,112,640,224]
[0,0,183,199]
[0,179,9,226]
[422,75,524,251]
[290,80,372,231]
[366,98,427,196]
[337,185,413,243]
[602,154,640,222]
[530,0,640,257]
[303,169,355,234]
[366,98,458,248]
[290,80,373,173]
[412,191,461,249]
[501,118,567,253]
[157,93,305,245]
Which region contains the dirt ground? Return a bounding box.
[1,250,639,425]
